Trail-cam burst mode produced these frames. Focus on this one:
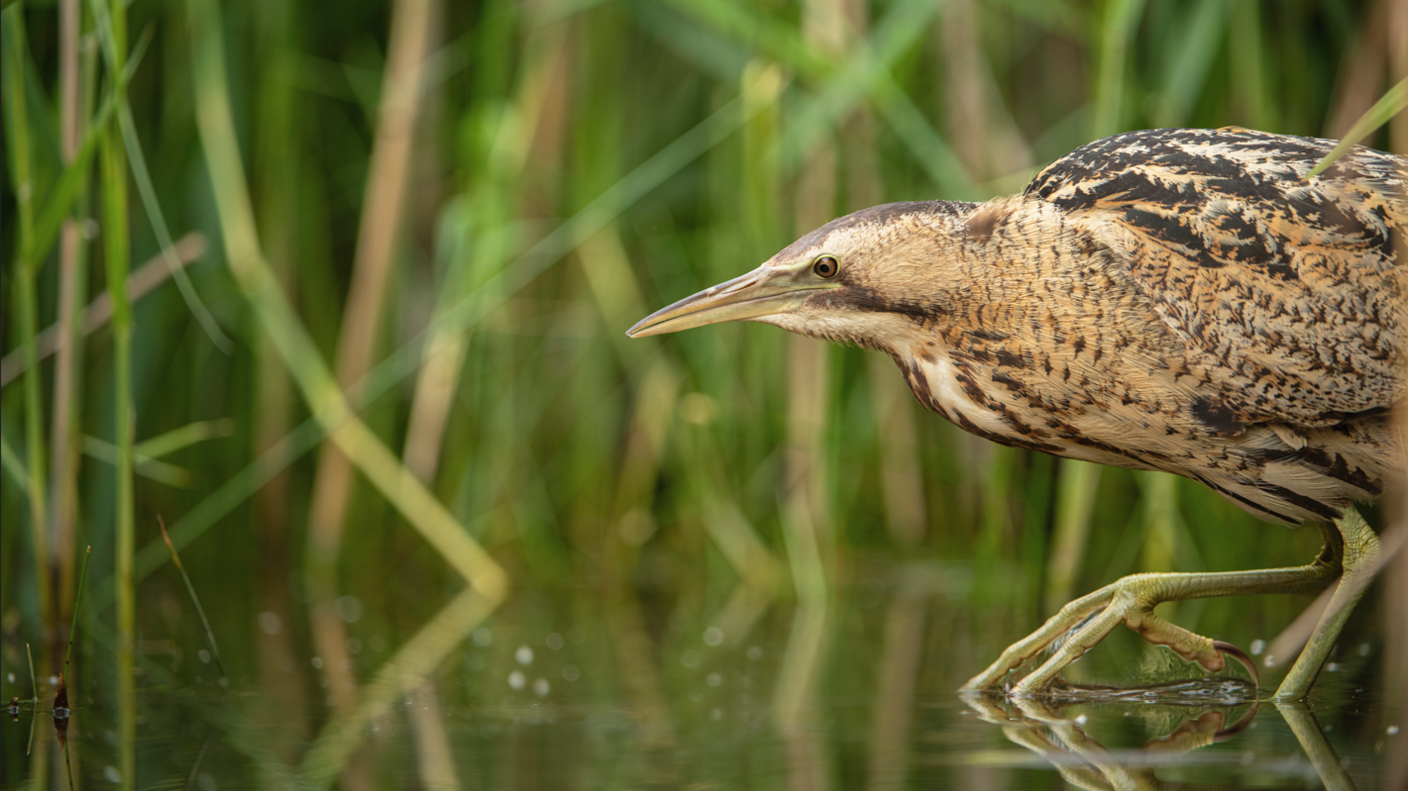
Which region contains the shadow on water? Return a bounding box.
[5,558,1397,790]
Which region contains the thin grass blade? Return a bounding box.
[1307,77,1408,178]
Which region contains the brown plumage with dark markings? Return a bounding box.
[629,127,1405,698]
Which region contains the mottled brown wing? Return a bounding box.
[1027,127,1408,426]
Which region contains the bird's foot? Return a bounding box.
[961,573,1258,695]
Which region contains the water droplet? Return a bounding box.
[1073,714,1088,725]
[334,596,362,624]
[545,633,564,651]
[346,638,362,655]
[258,612,283,635]
[681,392,717,425]
[104,766,123,783]
[706,673,722,687]
[472,627,493,647]
[561,664,581,682]
[680,649,700,668]
[703,626,724,647]
[1327,662,1339,672]
[668,608,690,633]
[1249,639,1265,655]
[198,649,211,664]
[311,656,324,669]
[516,646,534,666]
[710,707,724,721]
[508,670,526,690]
[1387,725,1399,735]
[533,678,550,696]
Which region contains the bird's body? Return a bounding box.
[630,127,1406,697]
[764,128,1407,525]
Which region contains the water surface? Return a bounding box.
[4,560,1396,789]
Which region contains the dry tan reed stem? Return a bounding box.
[0,232,205,387]
[307,0,437,561]
[50,0,85,628]
[188,0,504,592]
[302,3,439,750]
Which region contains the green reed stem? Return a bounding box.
[1090,0,1146,138]
[1307,77,1408,178]
[2,3,55,656]
[87,0,232,352]
[187,0,508,600]
[96,0,135,787]
[1,432,27,487]
[19,27,146,274]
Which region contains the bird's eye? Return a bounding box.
[813,256,839,278]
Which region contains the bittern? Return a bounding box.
[628,127,1406,699]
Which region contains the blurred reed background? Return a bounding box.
[2,0,1406,787]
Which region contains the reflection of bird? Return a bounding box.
[629,128,1406,698]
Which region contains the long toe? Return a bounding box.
[1011,604,1123,694]
[1123,605,1226,673]
[961,586,1117,690]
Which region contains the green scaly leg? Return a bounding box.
[1273,505,1380,699]
[962,522,1344,694]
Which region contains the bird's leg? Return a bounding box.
[962,540,1341,693]
[1273,505,1379,700]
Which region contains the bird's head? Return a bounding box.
[627,201,974,350]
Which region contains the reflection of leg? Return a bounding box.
[962,536,1340,692]
[962,695,1120,791]
[1275,506,1380,699]
[1275,700,1356,791]
[961,691,1264,791]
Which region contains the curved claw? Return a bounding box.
[1212,640,1259,687]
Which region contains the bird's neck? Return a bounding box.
[888,196,1128,354]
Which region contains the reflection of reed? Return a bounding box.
[604,592,679,784]
[302,588,498,787]
[865,581,927,791]
[1276,701,1354,791]
[407,683,462,791]
[776,597,831,791]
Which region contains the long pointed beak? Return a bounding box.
[626,265,833,338]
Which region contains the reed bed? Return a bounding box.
[2,0,1405,786]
